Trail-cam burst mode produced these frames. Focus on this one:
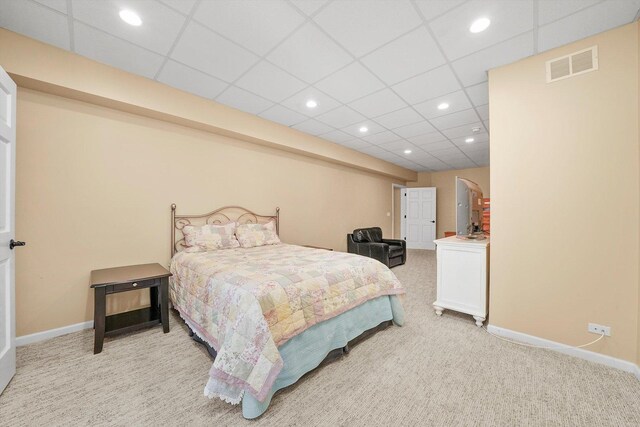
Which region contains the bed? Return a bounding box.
[168,204,406,419]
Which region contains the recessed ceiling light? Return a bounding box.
[359,126,368,133]
[469,17,490,33]
[305,99,317,109]
[465,137,475,143]
[471,127,482,133]
[404,149,412,154]
[119,9,142,26]
[437,102,450,110]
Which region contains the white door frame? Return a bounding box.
[0,66,17,395]
[400,188,407,243]
[391,183,406,239]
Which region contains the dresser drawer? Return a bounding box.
[112,278,157,293]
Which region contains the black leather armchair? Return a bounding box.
[347,227,406,268]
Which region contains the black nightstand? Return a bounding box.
[90,263,171,354]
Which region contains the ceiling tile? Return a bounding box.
[290,0,329,16]
[392,64,461,105]
[417,155,450,167]
[193,0,305,56]
[315,62,385,103]
[409,150,438,161]
[72,0,186,55]
[362,130,402,145]
[157,60,228,99]
[359,145,392,157]
[393,121,437,138]
[216,86,274,114]
[259,104,308,126]
[408,132,448,145]
[292,118,334,136]
[33,0,67,13]
[429,146,467,160]
[377,140,417,153]
[476,104,489,121]
[374,107,424,129]
[538,0,600,26]
[316,106,366,129]
[448,158,478,169]
[157,0,197,14]
[360,26,445,85]
[320,129,354,143]
[415,0,466,21]
[538,1,640,52]
[348,89,407,118]
[414,140,454,151]
[236,61,307,102]
[414,90,472,119]
[74,22,164,78]
[171,22,258,82]
[442,121,484,139]
[461,141,490,154]
[342,122,385,137]
[451,132,489,146]
[430,108,480,130]
[451,32,534,87]
[314,0,422,57]
[466,82,488,106]
[0,0,69,49]
[430,0,534,60]
[281,88,341,117]
[267,23,353,83]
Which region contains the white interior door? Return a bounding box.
[0,66,17,395]
[404,187,436,250]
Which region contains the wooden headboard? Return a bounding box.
[170,204,280,257]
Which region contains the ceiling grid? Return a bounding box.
[2,0,639,171]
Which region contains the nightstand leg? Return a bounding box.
[150,285,159,318]
[160,277,170,333]
[94,287,106,354]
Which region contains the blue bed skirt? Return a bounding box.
[242,295,405,419]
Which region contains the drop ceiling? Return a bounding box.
[1,0,639,172]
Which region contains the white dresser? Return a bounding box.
[433,236,490,326]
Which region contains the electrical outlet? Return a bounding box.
[588,323,611,336]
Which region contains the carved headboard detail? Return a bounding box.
[170,204,280,258]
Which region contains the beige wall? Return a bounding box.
[490,23,640,363]
[408,167,490,239]
[0,29,416,337]
[407,171,431,188]
[15,88,402,336]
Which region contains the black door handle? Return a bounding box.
[9,239,26,250]
[430,220,436,223]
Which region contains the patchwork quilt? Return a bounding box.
[169,244,405,404]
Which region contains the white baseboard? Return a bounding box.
[16,320,93,347]
[487,324,639,378]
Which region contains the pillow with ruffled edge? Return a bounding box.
[235,221,280,248]
[182,222,240,251]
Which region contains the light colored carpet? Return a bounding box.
[1,250,639,426]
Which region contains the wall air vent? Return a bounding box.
[546,46,598,83]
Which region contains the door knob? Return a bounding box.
[430,220,436,223]
[9,239,26,250]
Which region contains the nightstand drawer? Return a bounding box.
[112,278,157,293]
